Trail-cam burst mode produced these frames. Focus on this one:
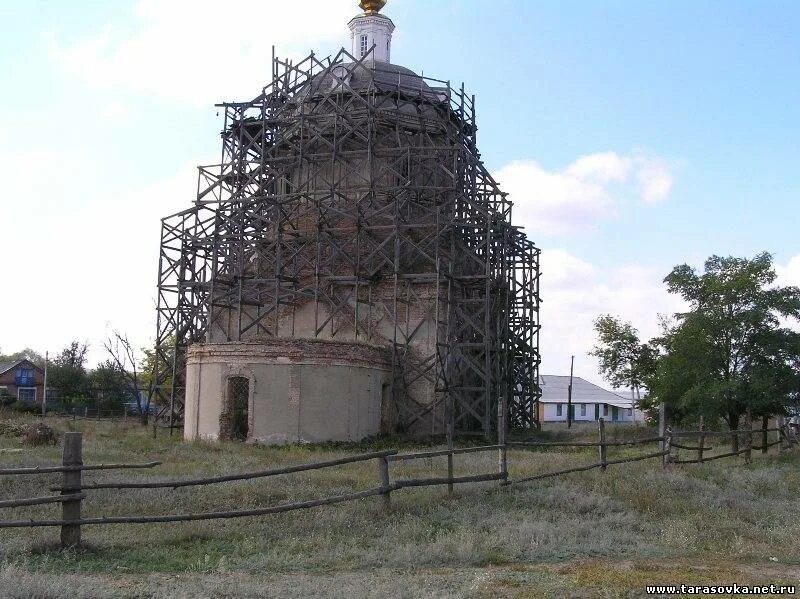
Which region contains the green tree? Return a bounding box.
[650,252,800,446]
[0,347,45,369]
[47,341,90,402]
[590,315,657,401]
[88,360,130,411]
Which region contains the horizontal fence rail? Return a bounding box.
[509,448,670,484]
[507,436,664,448]
[671,449,751,465]
[671,427,782,437]
[670,442,715,451]
[0,493,86,509]
[387,445,502,462]
[511,461,603,484]
[0,488,386,529]
[50,451,397,492]
[752,439,782,451]
[0,462,161,476]
[0,416,797,547]
[392,472,505,489]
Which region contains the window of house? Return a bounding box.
[360,34,368,57]
[580,403,586,416]
[19,368,33,378]
[18,388,36,403]
[603,404,609,416]
[627,408,632,417]
[556,403,562,416]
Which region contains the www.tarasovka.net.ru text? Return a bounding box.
[645,584,796,595]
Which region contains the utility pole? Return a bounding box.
[567,355,574,428]
[41,351,49,418]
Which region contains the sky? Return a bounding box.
[1,0,799,389]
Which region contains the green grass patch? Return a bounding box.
[1,413,799,597]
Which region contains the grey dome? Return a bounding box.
[303,60,442,100]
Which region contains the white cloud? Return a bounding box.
[494,152,674,236]
[635,157,673,204]
[544,251,800,390]
[539,248,684,389]
[775,254,800,332]
[0,138,196,365]
[564,151,630,183]
[100,100,131,120]
[49,0,355,106]
[776,254,800,288]
[541,249,595,290]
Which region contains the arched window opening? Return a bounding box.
[224,376,249,441]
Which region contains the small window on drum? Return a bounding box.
[360,34,368,57]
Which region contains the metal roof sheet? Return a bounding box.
[0,359,41,376]
[538,375,634,407]
[0,360,23,375]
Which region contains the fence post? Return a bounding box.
[778,415,788,451]
[446,414,454,496]
[498,393,508,485]
[663,427,672,468]
[447,450,454,496]
[697,416,705,463]
[761,415,768,454]
[60,432,83,548]
[498,445,508,485]
[597,418,607,471]
[744,408,752,464]
[376,456,390,510]
[658,403,667,467]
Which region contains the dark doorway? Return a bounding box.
[227,376,249,441]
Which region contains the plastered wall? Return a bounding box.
[184,339,390,443]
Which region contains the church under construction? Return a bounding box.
[152,0,541,443]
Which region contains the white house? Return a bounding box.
[537,375,645,423]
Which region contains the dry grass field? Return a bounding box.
[1,412,799,598]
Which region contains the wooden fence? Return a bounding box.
[0,416,797,548]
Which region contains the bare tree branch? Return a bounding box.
[103,330,152,425]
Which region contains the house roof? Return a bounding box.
[0,361,21,375]
[0,359,42,375]
[539,375,634,408]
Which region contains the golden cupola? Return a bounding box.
[359,0,387,14]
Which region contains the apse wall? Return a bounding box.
[184,339,391,443]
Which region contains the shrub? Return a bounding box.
[11,401,39,414]
[0,389,15,407]
[20,422,58,446]
[0,420,26,437]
